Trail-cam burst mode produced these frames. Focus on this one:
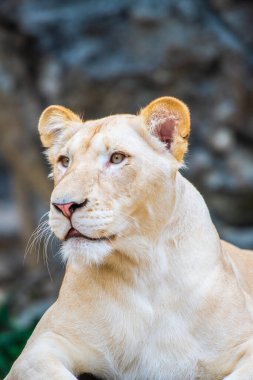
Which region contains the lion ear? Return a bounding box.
[140,97,190,162]
[38,105,82,148]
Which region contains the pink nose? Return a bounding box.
[53,199,88,219]
[53,202,76,219]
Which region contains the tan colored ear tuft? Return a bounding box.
[38,105,82,148]
[140,96,190,162]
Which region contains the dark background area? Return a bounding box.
[0,0,253,378]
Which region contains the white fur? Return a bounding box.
[61,238,112,267]
[6,110,253,380]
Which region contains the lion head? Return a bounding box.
[38,97,190,265]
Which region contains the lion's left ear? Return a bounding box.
[140,96,190,162]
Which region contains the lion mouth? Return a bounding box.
[65,228,115,242]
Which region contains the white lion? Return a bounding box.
[6,97,253,379]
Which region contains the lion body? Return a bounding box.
[6,98,253,379]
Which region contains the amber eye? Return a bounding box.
[58,155,69,168]
[110,152,126,164]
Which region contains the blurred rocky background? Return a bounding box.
[0,0,252,377]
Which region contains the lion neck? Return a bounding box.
[114,171,222,271]
[161,172,223,287]
[168,172,221,255]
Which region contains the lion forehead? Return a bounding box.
[67,115,144,156]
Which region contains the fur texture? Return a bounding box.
[6,97,253,380]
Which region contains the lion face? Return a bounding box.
[39,97,190,265]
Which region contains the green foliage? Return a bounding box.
[0,302,38,379]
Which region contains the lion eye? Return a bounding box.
[58,155,69,168]
[110,152,126,164]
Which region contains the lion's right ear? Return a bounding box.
[38,105,82,148]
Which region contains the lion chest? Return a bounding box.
[77,289,201,379]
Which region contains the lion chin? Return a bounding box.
[61,238,112,266]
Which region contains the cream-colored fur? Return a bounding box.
[6,97,253,380]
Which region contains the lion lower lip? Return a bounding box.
[65,228,115,242]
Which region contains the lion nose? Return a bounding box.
[53,199,88,219]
